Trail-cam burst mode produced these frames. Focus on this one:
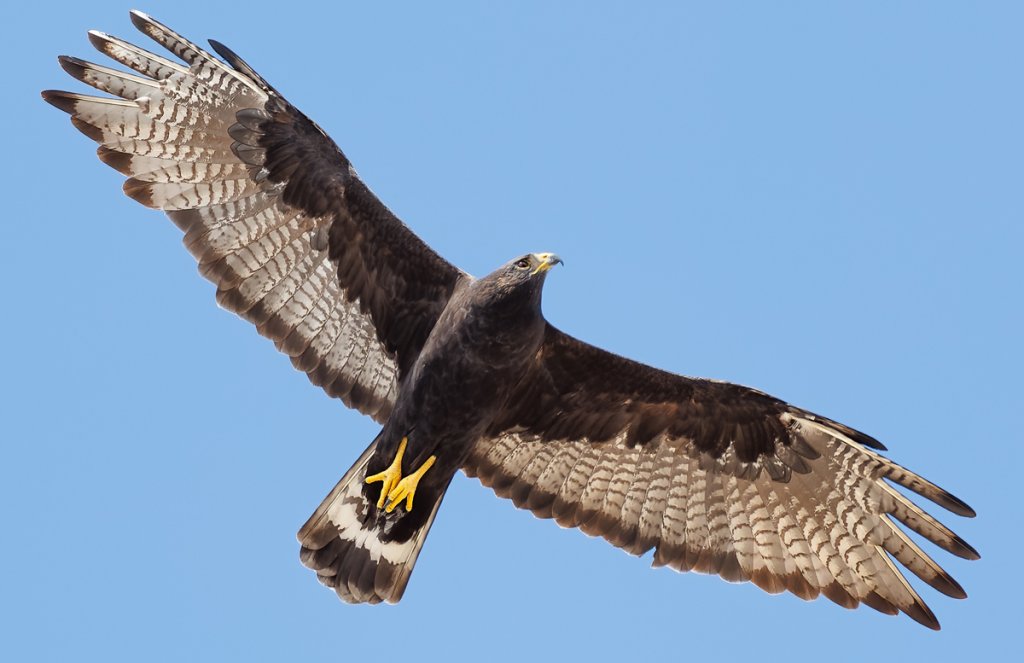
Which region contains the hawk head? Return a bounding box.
[499,251,562,286]
[476,252,563,311]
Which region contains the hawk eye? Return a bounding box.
[515,258,531,270]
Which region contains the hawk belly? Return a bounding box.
[364,281,548,542]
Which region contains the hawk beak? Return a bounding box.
[531,252,564,275]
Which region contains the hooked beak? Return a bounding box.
[531,252,564,275]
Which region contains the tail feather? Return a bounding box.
[298,440,446,604]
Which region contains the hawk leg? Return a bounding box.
[364,437,438,513]
[365,436,408,509]
[384,454,436,513]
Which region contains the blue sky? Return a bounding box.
[4,1,1021,660]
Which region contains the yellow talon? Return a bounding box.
[365,437,408,509]
[384,454,437,513]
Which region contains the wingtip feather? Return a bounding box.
[954,535,980,561]
[97,146,134,175]
[123,177,158,208]
[944,492,977,519]
[40,89,76,113]
[56,55,85,79]
[904,601,941,631]
[128,9,152,31]
[87,29,112,53]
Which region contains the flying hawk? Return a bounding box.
[43,11,977,629]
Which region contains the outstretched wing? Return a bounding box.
[43,11,467,421]
[466,325,978,629]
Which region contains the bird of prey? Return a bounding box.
[43,11,977,629]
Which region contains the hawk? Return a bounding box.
[43,11,977,629]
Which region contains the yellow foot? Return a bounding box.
[384,454,437,513]
[365,437,408,509]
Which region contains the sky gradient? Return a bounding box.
[4,2,1021,661]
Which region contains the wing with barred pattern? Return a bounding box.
[43,10,467,421]
[467,325,977,629]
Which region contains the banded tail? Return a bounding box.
[297,440,447,604]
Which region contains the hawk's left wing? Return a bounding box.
[465,325,977,629]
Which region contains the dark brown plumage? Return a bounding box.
[43,10,977,628]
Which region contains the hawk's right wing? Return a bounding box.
[43,11,468,421]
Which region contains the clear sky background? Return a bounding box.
[3,2,1020,661]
